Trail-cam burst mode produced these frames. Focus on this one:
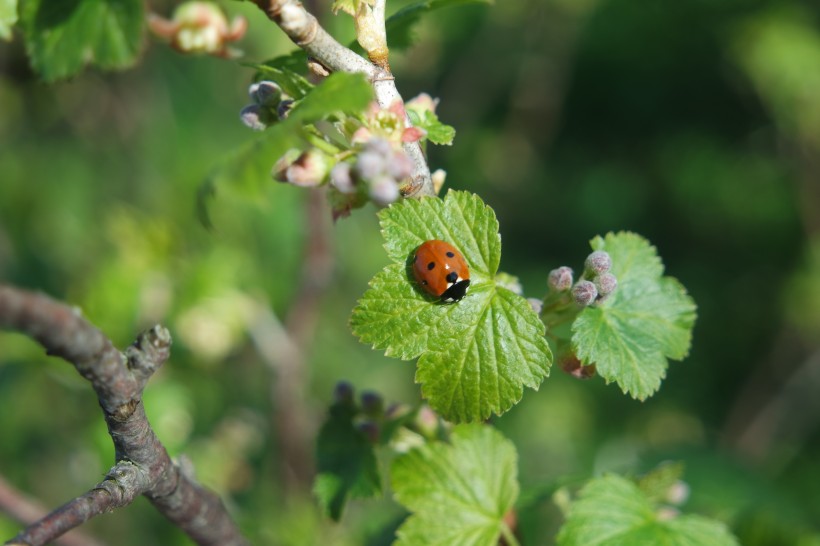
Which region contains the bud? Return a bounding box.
[413,405,439,439]
[355,149,387,180]
[150,1,247,58]
[277,99,294,119]
[330,162,356,194]
[387,149,414,181]
[431,169,446,194]
[559,356,596,379]
[356,420,380,443]
[307,57,330,77]
[572,280,598,306]
[360,391,384,417]
[548,266,573,292]
[585,250,612,275]
[285,150,330,187]
[271,149,301,182]
[527,298,543,314]
[333,381,355,406]
[239,104,268,131]
[595,272,618,297]
[666,481,690,506]
[369,176,400,206]
[249,80,282,106]
[405,93,439,115]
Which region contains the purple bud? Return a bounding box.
[585,251,612,275]
[277,99,294,119]
[355,150,387,180]
[387,150,414,181]
[240,104,267,131]
[333,381,355,405]
[356,420,380,443]
[249,80,282,106]
[369,176,400,206]
[572,280,598,306]
[360,391,384,417]
[330,162,356,193]
[364,138,393,157]
[548,266,573,292]
[595,272,618,296]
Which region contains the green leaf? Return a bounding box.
[21,0,143,81]
[314,401,381,520]
[391,424,519,546]
[637,461,685,504]
[351,191,552,423]
[288,72,374,123]
[557,474,739,546]
[0,0,17,41]
[387,0,493,50]
[571,232,696,400]
[407,109,456,146]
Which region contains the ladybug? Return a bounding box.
[412,240,471,302]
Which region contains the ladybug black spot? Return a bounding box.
[427,262,436,270]
[446,271,458,283]
[446,251,455,258]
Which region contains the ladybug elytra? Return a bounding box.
[412,240,470,302]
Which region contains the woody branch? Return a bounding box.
[0,286,248,546]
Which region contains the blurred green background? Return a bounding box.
[1,0,820,544]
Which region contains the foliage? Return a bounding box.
[351,191,552,422]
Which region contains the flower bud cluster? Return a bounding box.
[239,80,292,132]
[148,1,247,58]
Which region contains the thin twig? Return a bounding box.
[0,475,105,546]
[0,285,248,546]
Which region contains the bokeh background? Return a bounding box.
[2,0,820,544]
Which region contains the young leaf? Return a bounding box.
[386,0,494,50]
[314,401,381,520]
[0,0,17,41]
[21,0,143,81]
[243,59,313,99]
[391,424,519,546]
[407,109,456,146]
[287,72,374,124]
[571,232,696,400]
[557,474,739,546]
[351,191,552,423]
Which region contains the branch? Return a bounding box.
[0,285,248,546]
[250,0,435,197]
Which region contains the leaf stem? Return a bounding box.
[499,522,521,546]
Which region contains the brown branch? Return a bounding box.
[0,285,248,546]
[0,474,105,546]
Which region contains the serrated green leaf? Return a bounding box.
[288,72,374,123]
[21,0,143,81]
[407,109,456,146]
[386,0,493,50]
[314,402,381,520]
[391,424,518,546]
[571,232,696,400]
[557,474,739,546]
[351,191,551,422]
[0,0,17,41]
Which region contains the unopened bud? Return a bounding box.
[665,481,690,506]
[240,104,268,131]
[355,149,387,180]
[572,280,598,306]
[356,420,380,443]
[333,381,355,405]
[277,99,294,119]
[406,93,439,114]
[585,251,612,275]
[548,266,573,292]
[360,391,384,417]
[431,169,446,194]
[413,405,439,439]
[595,272,618,297]
[369,176,400,206]
[285,150,330,187]
[330,162,356,193]
[307,57,330,77]
[527,298,543,314]
[271,149,301,182]
[387,150,414,181]
[559,356,596,379]
[249,80,282,106]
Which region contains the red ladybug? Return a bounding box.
[412,240,471,302]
